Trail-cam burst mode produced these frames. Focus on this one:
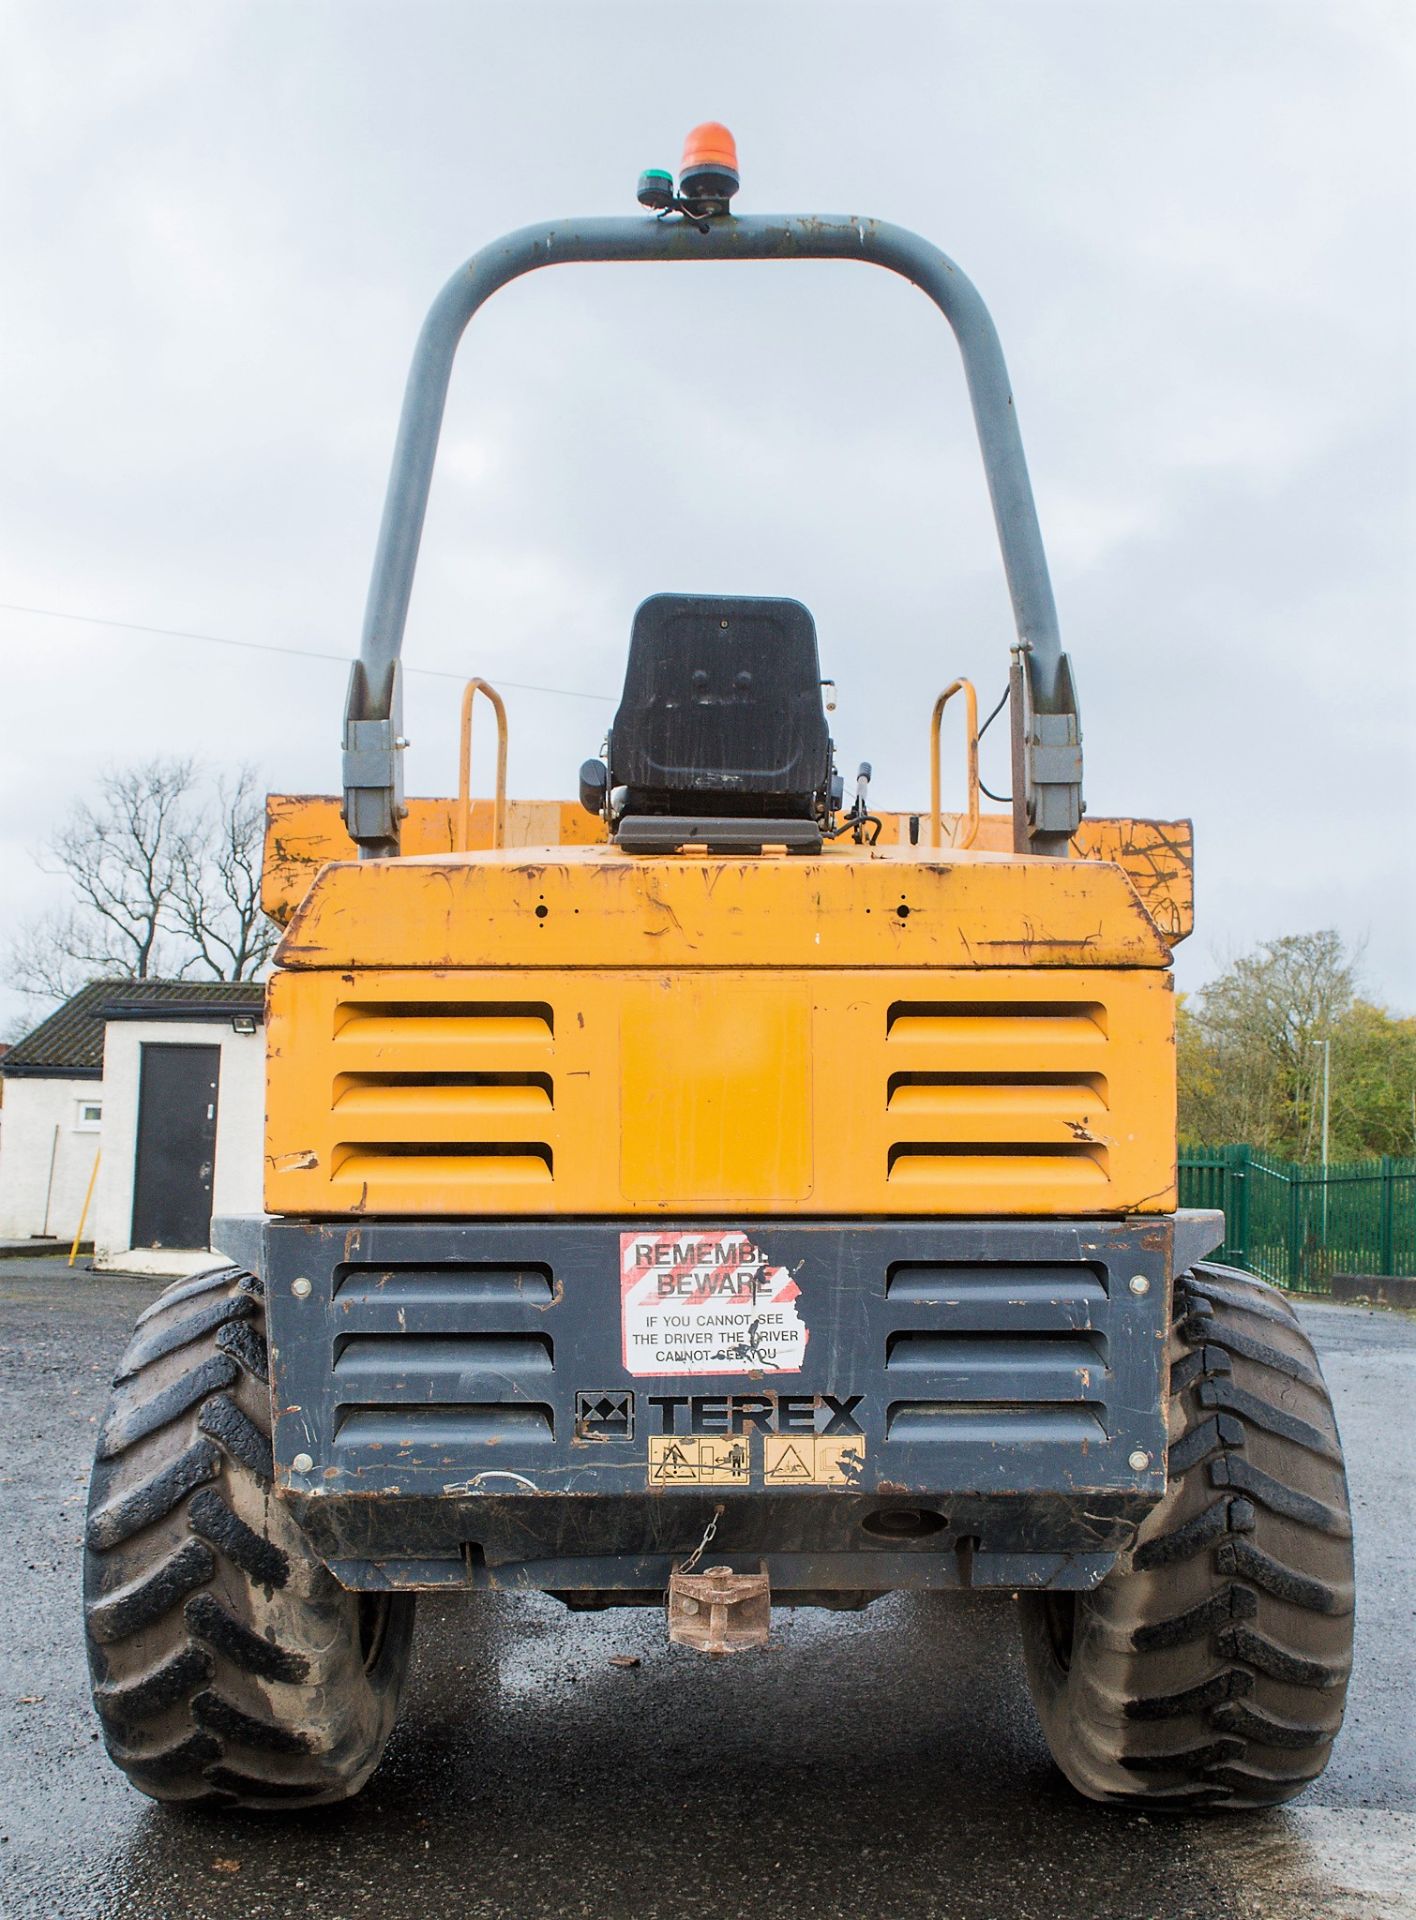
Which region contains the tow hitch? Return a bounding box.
[668,1563,771,1655]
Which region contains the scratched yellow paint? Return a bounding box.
[271,840,1173,974]
[261,795,607,925]
[261,794,1194,941]
[261,785,1183,1221]
[264,964,1176,1218]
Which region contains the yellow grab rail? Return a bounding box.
[929,678,980,850]
[457,677,508,853]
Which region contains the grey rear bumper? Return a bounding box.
[217,1211,1222,1597]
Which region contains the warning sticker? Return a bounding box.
[646,1433,866,1487]
[648,1436,867,1489]
[764,1435,866,1487]
[648,1436,752,1486]
[621,1231,809,1378]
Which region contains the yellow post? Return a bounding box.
[930,679,980,850]
[457,678,509,853]
[68,1149,100,1267]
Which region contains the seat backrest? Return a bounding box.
[608,594,831,818]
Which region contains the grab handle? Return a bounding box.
[930,679,980,850]
[457,677,508,853]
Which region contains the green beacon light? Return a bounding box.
[636,168,676,212]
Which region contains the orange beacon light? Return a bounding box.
[679,122,739,207]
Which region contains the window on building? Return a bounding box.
[75,1100,102,1131]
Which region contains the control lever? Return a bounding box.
[848,761,880,846]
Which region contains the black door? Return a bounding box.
[131,1043,221,1249]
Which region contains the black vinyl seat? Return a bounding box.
[606,594,833,835]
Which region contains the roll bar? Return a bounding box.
[343,212,1082,857]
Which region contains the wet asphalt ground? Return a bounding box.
[0,1258,1412,1920]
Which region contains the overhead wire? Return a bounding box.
[0,600,614,704]
[3,598,1026,805]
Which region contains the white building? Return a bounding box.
[0,983,106,1246]
[0,979,265,1275]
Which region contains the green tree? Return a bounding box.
[1176,993,1222,1145]
[1178,931,1358,1157]
[1329,1000,1416,1158]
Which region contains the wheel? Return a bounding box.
[1019,1261,1354,1809]
[84,1264,415,1809]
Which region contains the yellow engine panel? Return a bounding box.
[265,964,1176,1218]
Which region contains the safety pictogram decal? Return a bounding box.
[648,1436,751,1486]
[645,1431,865,1487]
[763,1434,864,1486]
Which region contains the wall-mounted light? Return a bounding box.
[231,1015,257,1036]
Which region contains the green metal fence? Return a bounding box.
[1178,1147,1416,1293]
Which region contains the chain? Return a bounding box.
[678,1503,725,1576]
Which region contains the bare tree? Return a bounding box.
[5,909,110,1006]
[6,757,277,1006]
[14,758,198,995]
[169,767,279,982]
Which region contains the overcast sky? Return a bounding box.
[1,0,1412,1035]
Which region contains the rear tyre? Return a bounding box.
[1019,1262,1354,1808]
[84,1264,415,1809]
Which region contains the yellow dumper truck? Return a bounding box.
[84,127,1354,1811]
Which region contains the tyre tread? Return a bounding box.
[1018,1260,1354,1810]
[84,1263,413,1810]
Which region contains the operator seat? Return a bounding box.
[589,593,835,853]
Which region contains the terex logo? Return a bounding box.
[647,1393,864,1437]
